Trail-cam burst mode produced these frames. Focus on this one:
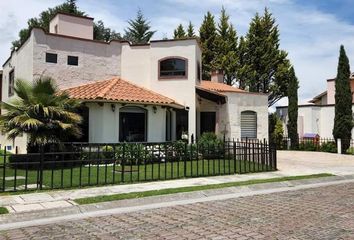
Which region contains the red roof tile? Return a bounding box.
[63,77,183,108]
[200,81,246,93]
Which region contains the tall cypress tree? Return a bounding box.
[333,45,353,153]
[213,7,238,85]
[173,24,186,39]
[187,21,196,37]
[199,12,217,80]
[240,8,291,106]
[124,9,156,44]
[287,67,299,149]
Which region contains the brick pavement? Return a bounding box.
[1,182,354,239]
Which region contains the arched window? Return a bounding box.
[241,111,257,139]
[119,106,147,142]
[159,57,187,79]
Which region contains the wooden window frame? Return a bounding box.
[158,56,188,80]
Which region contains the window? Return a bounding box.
[8,69,15,97]
[159,57,187,79]
[46,53,57,63]
[241,111,257,139]
[119,107,147,142]
[68,56,79,66]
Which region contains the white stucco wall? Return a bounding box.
[32,28,121,89]
[0,31,35,153]
[278,105,354,138]
[87,103,167,143]
[49,14,94,40]
[222,93,269,140]
[120,39,200,142]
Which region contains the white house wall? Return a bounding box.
[32,28,121,89]
[279,105,354,138]
[224,93,268,140]
[87,103,166,143]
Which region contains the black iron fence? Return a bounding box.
[0,139,276,192]
[278,137,354,154]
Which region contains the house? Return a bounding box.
[0,12,268,153]
[276,73,354,138]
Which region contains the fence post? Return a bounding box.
[337,139,342,154]
[2,147,6,192]
[39,145,44,190]
[184,142,187,177]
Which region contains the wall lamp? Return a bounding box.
[111,104,116,112]
[153,106,157,114]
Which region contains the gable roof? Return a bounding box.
[63,77,183,108]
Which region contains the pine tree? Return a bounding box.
[240,8,291,106]
[333,45,353,153]
[187,21,195,37]
[287,67,299,149]
[173,24,186,39]
[236,36,249,89]
[124,9,156,44]
[199,11,217,80]
[213,7,238,85]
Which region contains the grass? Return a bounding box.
[0,207,9,215]
[74,173,334,205]
[0,158,274,191]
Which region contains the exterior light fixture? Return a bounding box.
[153,106,157,113]
[111,104,116,112]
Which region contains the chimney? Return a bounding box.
[211,70,224,83]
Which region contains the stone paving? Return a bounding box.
[1,181,353,239]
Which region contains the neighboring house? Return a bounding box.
[0,12,268,153]
[276,73,354,138]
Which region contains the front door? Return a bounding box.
[200,112,216,134]
[175,109,189,140]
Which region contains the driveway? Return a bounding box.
[278,150,354,176]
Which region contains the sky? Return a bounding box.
[1,0,354,107]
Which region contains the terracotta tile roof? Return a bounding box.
[200,81,246,93]
[63,77,183,108]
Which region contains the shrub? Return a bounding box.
[346,147,354,155]
[198,132,224,159]
[320,142,337,153]
[298,141,318,151]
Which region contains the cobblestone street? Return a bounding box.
[1,182,354,240]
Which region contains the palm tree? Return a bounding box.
[0,77,82,146]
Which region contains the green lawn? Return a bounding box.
[0,158,274,191]
[74,173,334,205]
[0,207,9,215]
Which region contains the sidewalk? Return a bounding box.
[1,174,354,231]
[1,150,353,214]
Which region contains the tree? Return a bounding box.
[173,24,186,39]
[213,7,238,85]
[124,9,156,44]
[236,36,250,89]
[199,11,217,80]
[12,0,120,49]
[187,21,196,37]
[94,20,122,42]
[287,67,299,149]
[269,113,284,148]
[240,8,291,106]
[333,45,353,153]
[0,77,82,146]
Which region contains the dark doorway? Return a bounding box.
[119,107,147,142]
[200,112,216,134]
[176,109,188,140]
